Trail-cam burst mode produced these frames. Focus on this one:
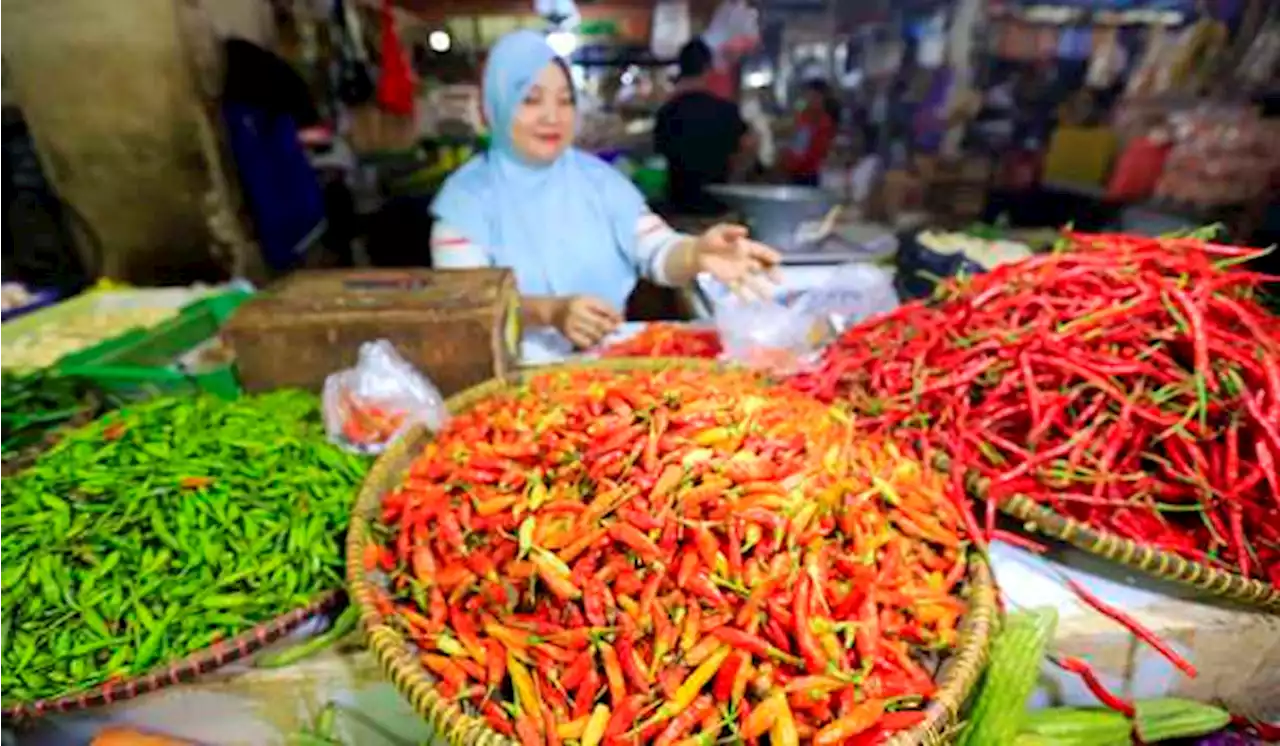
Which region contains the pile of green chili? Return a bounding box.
[1,392,369,705]
[1,371,117,465]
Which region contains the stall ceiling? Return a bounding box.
[395,0,722,23]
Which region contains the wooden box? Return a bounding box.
[223,268,520,396]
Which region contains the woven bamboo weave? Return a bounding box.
[923,452,1280,613]
[346,359,998,746]
[2,590,342,723]
[998,494,1280,613]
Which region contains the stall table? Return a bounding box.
[13,544,1276,746]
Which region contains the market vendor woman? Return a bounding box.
[431,30,780,354]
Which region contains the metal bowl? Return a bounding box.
[706,184,839,252]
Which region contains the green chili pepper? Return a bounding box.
[1,392,370,705]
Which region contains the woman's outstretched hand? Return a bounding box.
[694,224,782,301]
[553,295,622,349]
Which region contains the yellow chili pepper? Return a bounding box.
[680,606,701,653]
[731,657,754,705]
[581,704,611,746]
[475,494,522,517]
[740,689,785,739]
[557,715,589,740]
[693,427,733,447]
[507,653,544,730]
[533,551,583,601]
[770,691,799,746]
[669,645,731,716]
[617,595,641,618]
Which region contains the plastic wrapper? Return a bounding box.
[1154,106,1280,207]
[322,340,448,454]
[701,264,898,372]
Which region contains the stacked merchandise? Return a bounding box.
[1155,106,1280,208]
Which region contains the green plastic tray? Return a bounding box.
[57,291,252,400]
[1,286,213,373]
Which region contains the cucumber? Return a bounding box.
[958,608,1059,746]
[1134,698,1231,742]
[1019,707,1132,745]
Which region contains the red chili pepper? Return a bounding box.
[514,713,543,746]
[1054,655,1135,717]
[685,571,728,607]
[710,627,786,662]
[603,694,647,740]
[713,650,747,702]
[616,635,652,694]
[608,522,662,562]
[793,576,830,674]
[573,667,602,719]
[1064,578,1197,679]
[653,694,715,746]
[991,529,1048,554]
[483,700,516,737]
[599,642,628,706]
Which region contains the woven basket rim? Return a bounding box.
[1,590,343,722]
[345,359,998,746]
[998,494,1280,613]
[941,453,1280,614]
[0,391,104,478]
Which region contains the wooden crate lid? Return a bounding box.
[225,268,516,328]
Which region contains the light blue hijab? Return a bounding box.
[432,30,647,312]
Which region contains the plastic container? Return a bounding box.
[1,287,61,323]
[631,167,668,202]
[57,291,252,400]
[1,285,226,372]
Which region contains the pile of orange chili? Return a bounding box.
[598,324,723,359]
[366,367,972,746]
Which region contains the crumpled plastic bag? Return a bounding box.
[322,340,448,454]
[702,263,898,373]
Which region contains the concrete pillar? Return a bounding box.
[3,0,216,283]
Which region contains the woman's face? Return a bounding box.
[511,62,575,164]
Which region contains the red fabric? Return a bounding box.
[782,106,836,178]
[376,0,415,116]
[1105,137,1171,202]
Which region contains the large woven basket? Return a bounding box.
[2,590,342,723]
[996,492,1280,613]
[345,359,999,746]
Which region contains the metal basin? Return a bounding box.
[706,184,839,252]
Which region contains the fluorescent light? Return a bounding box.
[428,30,451,53]
[546,30,578,57]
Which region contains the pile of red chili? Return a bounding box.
[792,232,1280,584]
[598,324,723,359]
[368,367,973,746]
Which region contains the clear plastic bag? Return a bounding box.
[791,263,899,339]
[711,293,816,373]
[703,264,899,373]
[322,340,448,454]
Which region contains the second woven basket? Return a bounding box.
[346,360,998,746]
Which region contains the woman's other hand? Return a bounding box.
[554,295,623,349]
[695,224,782,301]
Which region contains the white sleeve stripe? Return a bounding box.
[430,223,493,268]
[633,215,685,287]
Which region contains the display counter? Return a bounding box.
[13,542,1275,746]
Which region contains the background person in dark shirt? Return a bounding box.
[654,40,755,215]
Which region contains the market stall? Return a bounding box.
[3,227,1278,746]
